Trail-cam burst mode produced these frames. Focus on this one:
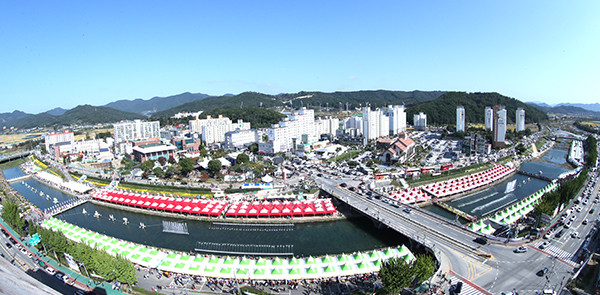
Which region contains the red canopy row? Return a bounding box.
[422,165,514,198]
[387,188,430,204]
[91,189,228,216]
[225,199,337,217]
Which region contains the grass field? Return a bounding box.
[0,132,44,145]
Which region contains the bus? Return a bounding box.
[441,164,453,171]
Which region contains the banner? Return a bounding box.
[64,253,79,272]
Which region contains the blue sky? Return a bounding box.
[1,1,599,113]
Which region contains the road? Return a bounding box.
[316,170,600,294]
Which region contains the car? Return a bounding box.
[55,272,64,281]
[571,232,579,238]
[366,195,373,200]
[45,267,56,275]
[474,237,488,245]
[403,208,412,213]
[536,267,549,277]
[570,215,577,221]
[514,246,527,253]
[340,183,347,188]
[4,242,12,249]
[591,208,595,214]
[583,219,588,225]
[555,230,564,238]
[539,241,550,249]
[543,233,551,239]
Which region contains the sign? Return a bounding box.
[64,253,80,272]
[29,233,41,246]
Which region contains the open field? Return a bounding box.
[0,132,44,145]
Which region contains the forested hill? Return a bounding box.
[11,105,145,129]
[406,92,548,125]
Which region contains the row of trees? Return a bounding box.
[2,200,136,284]
[30,224,137,284]
[584,135,598,169]
[379,254,436,294]
[534,168,588,216]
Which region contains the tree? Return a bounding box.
[236,153,250,164]
[412,254,436,285]
[208,159,223,175]
[248,143,258,154]
[379,257,413,294]
[179,158,195,175]
[153,167,165,178]
[157,156,167,166]
[168,155,177,164]
[140,160,154,171]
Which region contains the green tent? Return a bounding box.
[255,258,267,266]
[306,267,318,274]
[383,249,392,256]
[208,256,219,264]
[224,257,235,265]
[368,252,379,259]
[403,255,412,262]
[220,267,232,274]
[194,256,204,262]
[236,268,248,275]
[353,253,364,261]
[204,266,215,272]
[254,268,266,275]
[323,266,336,273]
[321,256,334,264]
[289,268,301,275]
[271,268,283,275]
[341,264,352,271]
[373,260,381,267]
[357,262,368,269]
[239,258,251,265]
[272,258,284,265]
[338,255,350,262]
[289,257,300,265]
[305,256,316,264]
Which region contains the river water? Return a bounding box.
[424,140,573,221]
[4,166,406,257]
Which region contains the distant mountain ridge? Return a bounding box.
[104,92,211,115]
[9,105,145,129]
[527,103,600,118]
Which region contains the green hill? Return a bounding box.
[278,90,445,109]
[13,105,145,129]
[407,92,548,125]
[151,92,283,119]
[104,92,210,116]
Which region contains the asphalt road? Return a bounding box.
[316,170,600,295]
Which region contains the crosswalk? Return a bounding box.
[531,242,577,264]
[447,275,486,295]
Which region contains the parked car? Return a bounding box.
[539,241,549,249]
[474,237,488,245]
[536,267,549,277]
[45,267,56,275]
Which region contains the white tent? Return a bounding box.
[261,175,274,183]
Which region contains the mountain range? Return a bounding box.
[1,90,597,130]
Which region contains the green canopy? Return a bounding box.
[289,268,301,275]
[254,268,266,275]
[204,266,215,272]
[271,268,283,275]
[255,258,267,266]
[272,258,284,265]
[403,255,412,262]
[338,255,350,262]
[236,268,248,275]
[305,256,316,264]
[219,267,232,274]
[341,264,352,271]
[289,257,300,265]
[306,267,318,274]
[321,256,334,263]
[323,266,336,273]
[373,260,381,267]
[353,253,364,261]
[357,262,368,269]
[239,258,251,265]
[383,249,392,256]
[224,257,235,265]
[368,252,379,259]
[208,256,219,264]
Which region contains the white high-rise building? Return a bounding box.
[387,105,407,135]
[493,105,507,147]
[516,108,526,132]
[413,112,427,131]
[315,116,339,137]
[456,106,465,132]
[113,120,160,144]
[260,108,317,153]
[484,106,494,131]
[189,115,251,144]
[224,129,260,150]
[362,107,381,140]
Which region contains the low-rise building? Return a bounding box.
[132,143,177,162]
[379,132,416,164]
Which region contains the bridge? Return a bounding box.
[43,196,90,217]
[516,170,554,182]
[6,174,32,183]
[0,151,32,164]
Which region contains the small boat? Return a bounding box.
[53,198,58,204]
[123,218,129,225]
[108,215,115,221]
[94,211,101,218]
[40,192,44,197]
[139,222,146,229]
[82,208,87,215]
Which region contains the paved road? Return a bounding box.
[316,171,600,295]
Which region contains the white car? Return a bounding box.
[45,267,56,275]
[571,232,579,239]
